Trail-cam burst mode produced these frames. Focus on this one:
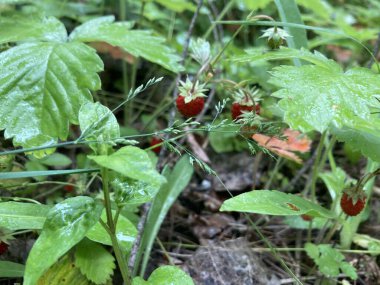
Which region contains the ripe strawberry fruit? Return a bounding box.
[0,241,8,255]
[340,188,367,216]
[231,102,260,120]
[150,137,163,154]
[176,96,205,118]
[64,184,74,193]
[176,78,207,118]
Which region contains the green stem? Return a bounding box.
[309,131,327,202]
[101,167,131,285]
[264,158,283,189]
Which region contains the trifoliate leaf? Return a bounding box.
[305,243,357,280]
[69,16,182,72]
[0,42,103,157]
[269,64,380,132]
[0,12,67,44]
[75,239,115,285]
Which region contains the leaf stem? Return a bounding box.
[101,167,131,285]
[309,131,327,202]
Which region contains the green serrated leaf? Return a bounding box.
[0,202,51,230]
[89,146,166,186]
[332,117,380,162]
[37,255,92,285]
[0,42,103,157]
[0,261,25,278]
[69,16,183,72]
[86,210,137,252]
[79,102,120,152]
[268,59,380,133]
[24,197,103,285]
[220,190,335,218]
[75,239,115,285]
[133,266,194,285]
[0,12,67,44]
[305,243,357,280]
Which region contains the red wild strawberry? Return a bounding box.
[231,103,260,120]
[64,185,74,192]
[150,137,163,154]
[340,188,367,216]
[0,241,8,255]
[176,79,207,118]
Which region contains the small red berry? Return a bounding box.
[150,137,163,154]
[64,185,74,192]
[0,241,8,255]
[176,95,205,118]
[231,103,260,120]
[301,214,313,221]
[340,191,366,216]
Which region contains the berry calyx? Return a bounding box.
[231,102,260,120]
[260,27,291,50]
[0,241,8,255]
[340,188,367,216]
[176,78,207,118]
[150,137,163,154]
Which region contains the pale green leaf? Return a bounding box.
[0,13,67,44]
[305,243,357,280]
[69,16,182,72]
[86,210,137,252]
[296,0,333,20]
[112,177,160,206]
[89,146,166,186]
[319,167,350,200]
[24,196,103,285]
[0,261,25,277]
[242,0,272,10]
[75,239,115,285]
[138,155,194,275]
[79,102,120,151]
[0,42,103,157]
[133,266,194,285]
[220,190,335,218]
[332,117,380,162]
[36,255,93,285]
[0,202,51,230]
[37,153,72,167]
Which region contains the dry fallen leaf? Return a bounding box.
[252,129,311,163]
[90,42,135,63]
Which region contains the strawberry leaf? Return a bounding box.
[88,146,166,186]
[23,196,103,285]
[0,13,67,44]
[75,239,115,285]
[0,42,103,157]
[331,117,380,162]
[70,16,182,72]
[220,190,335,218]
[69,16,183,73]
[234,48,380,133]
